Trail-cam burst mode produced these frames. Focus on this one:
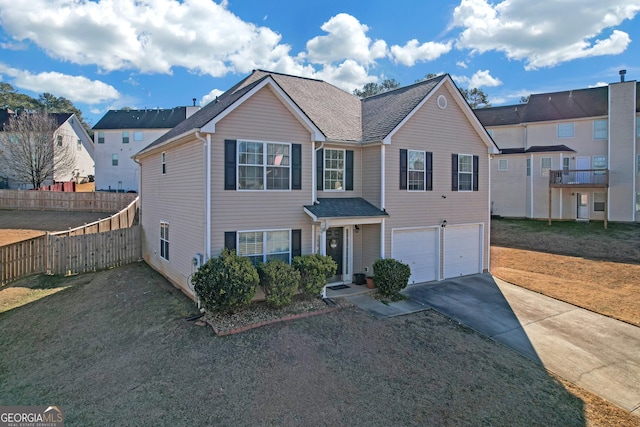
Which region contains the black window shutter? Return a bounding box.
[399,149,407,190]
[451,154,458,191]
[316,149,324,191]
[426,152,433,191]
[291,229,302,259]
[473,155,479,192]
[345,150,354,191]
[224,231,236,252]
[224,140,236,190]
[292,144,302,190]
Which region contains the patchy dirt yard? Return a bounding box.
[2,262,638,426]
[491,219,640,326]
[0,209,113,246]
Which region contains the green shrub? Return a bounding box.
[258,261,301,309]
[191,249,259,313]
[372,258,411,298]
[292,254,337,297]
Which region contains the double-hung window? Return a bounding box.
[324,149,345,190]
[97,132,105,144]
[593,120,607,140]
[526,158,531,177]
[498,159,508,171]
[557,123,574,139]
[239,230,290,265]
[238,141,290,190]
[134,131,143,142]
[408,150,425,190]
[458,154,473,191]
[593,193,605,212]
[56,135,63,146]
[112,154,119,166]
[400,149,432,191]
[122,131,129,144]
[541,157,552,176]
[161,152,166,174]
[593,155,607,175]
[160,222,169,261]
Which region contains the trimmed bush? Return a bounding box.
[258,261,301,309]
[191,249,259,313]
[372,258,411,298]
[292,254,337,297]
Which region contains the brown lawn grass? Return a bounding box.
[0,229,45,246]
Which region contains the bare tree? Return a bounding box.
[0,111,76,189]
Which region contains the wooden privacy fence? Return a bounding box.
[0,190,136,212]
[1,227,141,285]
[1,197,141,285]
[53,197,139,237]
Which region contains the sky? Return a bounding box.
[0,0,639,126]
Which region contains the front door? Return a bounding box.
[326,227,343,282]
[577,193,589,220]
[576,156,590,183]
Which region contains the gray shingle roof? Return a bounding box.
[0,109,72,130]
[304,198,388,219]
[362,75,445,143]
[93,107,189,130]
[475,83,640,126]
[500,144,575,155]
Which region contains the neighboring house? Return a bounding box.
[0,109,94,189]
[475,72,639,223]
[134,70,498,299]
[92,105,200,192]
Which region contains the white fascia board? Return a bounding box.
[133,129,196,160]
[201,77,325,142]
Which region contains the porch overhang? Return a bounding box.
[303,198,389,224]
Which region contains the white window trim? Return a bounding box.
[498,159,508,171]
[593,192,605,212]
[407,149,426,191]
[97,132,105,144]
[593,119,607,140]
[112,154,119,166]
[557,122,575,139]
[526,158,531,177]
[592,155,607,175]
[238,229,292,264]
[122,131,129,144]
[458,153,473,192]
[160,221,169,261]
[161,152,166,175]
[237,139,292,192]
[324,148,346,192]
[541,157,552,176]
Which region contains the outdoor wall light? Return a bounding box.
[441,220,447,228]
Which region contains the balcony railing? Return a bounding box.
[549,169,608,187]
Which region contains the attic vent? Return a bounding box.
[437,95,447,109]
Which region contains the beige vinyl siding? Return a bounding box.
[384,83,490,271]
[209,85,314,256]
[490,155,528,217]
[361,145,381,207]
[140,139,205,295]
[488,125,525,149]
[609,81,636,221]
[317,144,363,198]
[360,224,381,275]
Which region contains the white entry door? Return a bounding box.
[577,193,589,220]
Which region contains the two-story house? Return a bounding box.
[0,109,94,189]
[92,105,200,192]
[476,72,639,224]
[134,70,498,299]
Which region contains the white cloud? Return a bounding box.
[451,0,640,69]
[0,41,27,50]
[0,63,120,104]
[306,13,388,65]
[390,39,452,66]
[452,69,502,88]
[200,89,224,106]
[315,60,378,94]
[456,61,468,69]
[589,82,609,88]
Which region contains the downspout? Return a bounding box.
[380,144,386,258]
[313,141,324,203]
[195,131,211,260]
[530,153,534,218]
[487,154,491,272]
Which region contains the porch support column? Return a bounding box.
[604,187,608,229]
[548,187,552,226]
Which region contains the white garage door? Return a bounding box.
[443,225,483,279]
[392,228,438,284]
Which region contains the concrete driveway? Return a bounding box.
[402,274,640,416]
